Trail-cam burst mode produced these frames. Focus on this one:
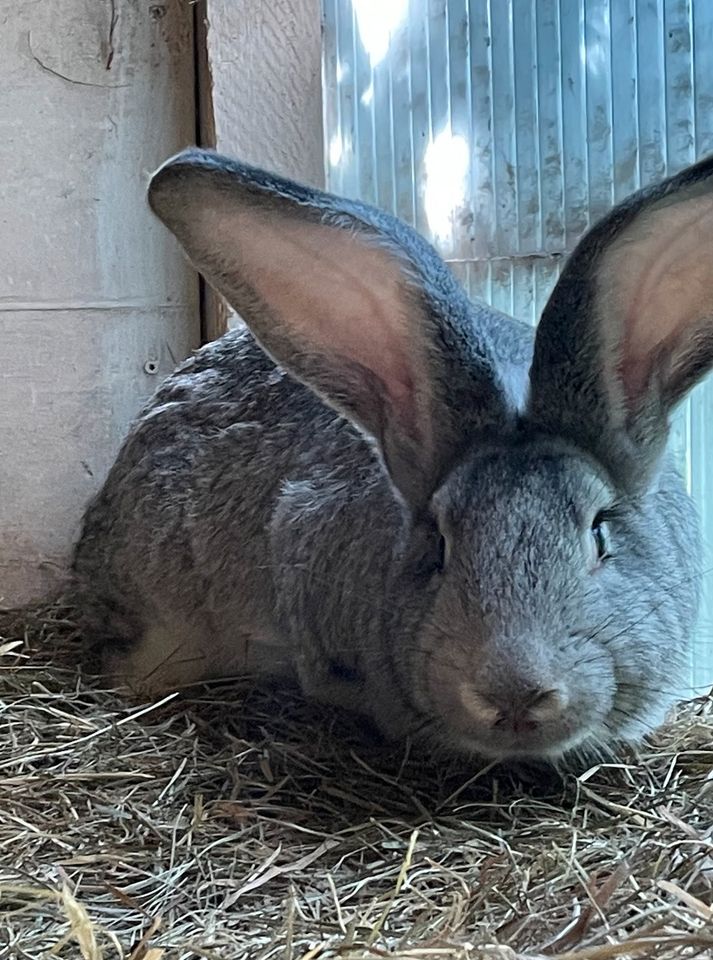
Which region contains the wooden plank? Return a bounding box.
[203,0,325,336]
[0,0,199,605]
[206,0,324,185]
[1,307,195,604]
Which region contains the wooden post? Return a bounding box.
[200,0,325,339]
[0,0,199,604]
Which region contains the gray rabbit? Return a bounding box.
[72,147,713,760]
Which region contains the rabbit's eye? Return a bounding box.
[590,514,610,562]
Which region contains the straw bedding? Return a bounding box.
[1,603,712,960]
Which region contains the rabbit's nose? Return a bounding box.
[460,685,568,734]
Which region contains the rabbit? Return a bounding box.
[72,146,713,762]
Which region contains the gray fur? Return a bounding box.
[72,149,713,761]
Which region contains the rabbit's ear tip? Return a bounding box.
[149,147,227,189]
[152,147,220,177]
[147,149,271,222]
[148,148,222,220]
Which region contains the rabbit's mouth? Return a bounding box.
[419,660,615,760]
[447,719,595,761]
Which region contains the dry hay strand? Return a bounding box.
[1,602,712,960]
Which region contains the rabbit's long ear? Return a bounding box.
[149,149,510,511]
[527,155,713,492]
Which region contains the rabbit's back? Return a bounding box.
[73,325,372,682]
[74,304,534,689]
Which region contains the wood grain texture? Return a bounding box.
[1,0,199,604]
[206,0,325,187]
[202,0,325,337]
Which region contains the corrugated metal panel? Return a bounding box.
[322,0,713,688]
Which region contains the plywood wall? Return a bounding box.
[0,0,199,605]
[200,0,325,338]
[204,0,324,186]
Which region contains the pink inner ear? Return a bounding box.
[205,205,430,445]
[599,193,713,402]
